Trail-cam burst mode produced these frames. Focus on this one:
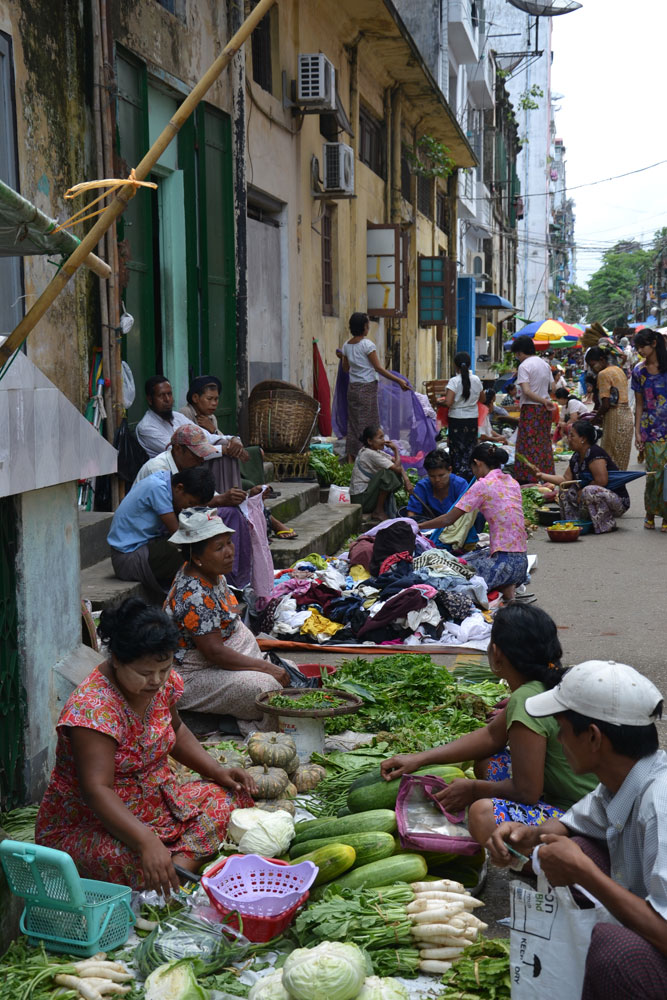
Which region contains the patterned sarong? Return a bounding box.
[515,404,555,483]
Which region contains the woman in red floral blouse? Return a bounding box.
[36,598,256,894]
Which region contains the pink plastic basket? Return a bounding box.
[202,855,317,942]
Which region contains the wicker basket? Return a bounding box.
[265,452,312,481]
[249,381,320,453]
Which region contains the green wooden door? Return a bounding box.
[197,107,237,432]
[0,497,24,809]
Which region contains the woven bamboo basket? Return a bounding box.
[248,381,320,453]
[264,452,312,481]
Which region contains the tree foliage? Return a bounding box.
[562,284,590,324]
[586,241,650,328]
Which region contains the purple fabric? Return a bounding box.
[377,373,437,474]
[271,578,315,600]
[332,367,437,474]
[360,516,433,552]
[216,507,251,589]
[331,360,349,438]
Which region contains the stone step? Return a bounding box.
[80,557,154,610]
[269,502,362,568]
[263,481,320,523]
[79,510,113,569]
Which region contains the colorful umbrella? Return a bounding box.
[514,319,584,341]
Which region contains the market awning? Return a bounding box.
[0,179,110,278]
[476,292,517,310]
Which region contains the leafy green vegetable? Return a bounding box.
[301,747,393,817]
[521,487,543,527]
[438,938,511,999]
[282,942,367,1000]
[309,452,352,488]
[370,949,421,979]
[145,960,208,1000]
[0,805,39,842]
[321,655,506,755]
[294,885,414,953]
[267,692,347,711]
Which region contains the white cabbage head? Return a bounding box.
[282,942,367,1000]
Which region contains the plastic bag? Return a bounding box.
[134,905,250,979]
[113,416,149,484]
[395,774,479,855]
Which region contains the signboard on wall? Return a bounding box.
[366,224,408,317]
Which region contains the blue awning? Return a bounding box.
[476,292,517,310]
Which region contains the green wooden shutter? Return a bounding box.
[115,49,156,426]
[197,106,237,432]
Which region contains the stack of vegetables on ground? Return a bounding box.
[0,940,135,1000]
[293,878,487,978]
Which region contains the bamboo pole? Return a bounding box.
[0,0,277,369]
[0,179,110,279]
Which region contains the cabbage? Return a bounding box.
[144,960,208,1000]
[282,942,366,1000]
[237,811,294,856]
[248,969,291,1000]
[229,807,269,844]
[356,976,409,1000]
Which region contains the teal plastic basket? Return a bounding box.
[0,840,134,956]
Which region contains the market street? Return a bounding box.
[526,466,667,749]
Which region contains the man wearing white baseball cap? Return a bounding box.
[487,659,667,998]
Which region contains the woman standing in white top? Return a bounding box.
[443,351,485,479]
[509,335,555,484]
[339,312,409,459]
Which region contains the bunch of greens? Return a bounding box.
[395,468,421,510]
[521,487,544,527]
[267,691,348,711]
[323,654,506,751]
[294,885,417,970]
[303,746,393,817]
[309,451,352,488]
[198,968,251,996]
[438,938,511,999]
[0,805,39,842]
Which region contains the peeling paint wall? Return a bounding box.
[0,0,96,409]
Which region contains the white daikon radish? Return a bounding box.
[419,960,453,974]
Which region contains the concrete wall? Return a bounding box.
[245,0,456,402]
[15,481,100,799]
[0,0,96,410]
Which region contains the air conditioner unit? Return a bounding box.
[323,142,355,195]
[298,53,336,111]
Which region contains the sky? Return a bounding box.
[550,0,667,287]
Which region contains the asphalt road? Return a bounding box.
[526,464,667,750]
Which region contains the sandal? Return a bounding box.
[275,528,298,539]
[644,519,655,530]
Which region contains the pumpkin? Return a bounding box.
[247,732,298,771]
[293,764,326,793]
[246,763,289,799]
[256,798,296,815]
[212,749,246,770]
[283,781,298,800]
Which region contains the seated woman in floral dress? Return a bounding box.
[164,508,290,733]
[35,598,256,894]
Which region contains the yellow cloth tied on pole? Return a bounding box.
[51,170,158,233]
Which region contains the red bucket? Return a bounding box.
[295,663,337,687]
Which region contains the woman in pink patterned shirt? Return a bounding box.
[418,442,527,601]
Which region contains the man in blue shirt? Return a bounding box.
[108,465,215,598]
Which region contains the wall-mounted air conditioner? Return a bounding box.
[298,54,336,111]
[323,142,355,195]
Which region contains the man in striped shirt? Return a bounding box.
[488,659,667,999]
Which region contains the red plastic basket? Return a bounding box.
[202,856,310,942]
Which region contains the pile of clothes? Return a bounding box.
[254,518,493,648]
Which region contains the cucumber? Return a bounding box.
[290,843,356,886]
[346,765,466,813]
[289,831,395,868]
[313,853,427,896]
[292,809,397,845]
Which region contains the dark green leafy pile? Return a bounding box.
[267,691,348,711]
[439,938,511,998]
[294,885,420,977]
[0,805,39,842]
[199,968,251,996]
[521,487,544,527]
[303,746,393,817]
[309,451,352,488]
[395,467,421,510]
[323,654,506,753]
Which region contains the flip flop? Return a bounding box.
[644,519,655,530]
[514,593,537,604]
[276,529,298,539]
